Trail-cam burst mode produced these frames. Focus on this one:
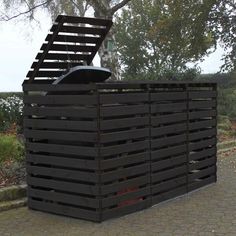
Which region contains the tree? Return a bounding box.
[0,0,131,79]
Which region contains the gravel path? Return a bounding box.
[0,154,235,236]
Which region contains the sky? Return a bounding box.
[0,11,225,92]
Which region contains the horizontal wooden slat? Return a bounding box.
[150,92,187,101]
[189,138,216,151]
[26,153,99,170]
[100,104,149,117]
[101,164,149,183]
[28,187,99,208]
[189,110,216,120]
[30,95,91,105]
[151,102,187,113]
[24,129,97,142]
[189,147,216,161]
[189,156,216,171]
[100,128,149,143]
[27,70,64,78]
[189,119,216,130]
[27,165,99,182]
[35,52,90,61]
[151,113,187,126]
[189,100,216,109]
[152,176,186,194]
[100,152,149,170]
[100,93,148,104]
[152,155,187,172]
[31,61,83,69]
[26,142,97,157]
[100,140,149,156]
[23,106,97,118]
[28,199,100,222]
[41,43,96,52]
[27,176,99,195]
[152,165,187,183]
[151,123,187,137]
[188,166,216,181]
[189,91,217,99]
[101,175,149,195]
[188,176,216,192]
[51,25,107,35]
[102,187,149,208]
[151,134,186,149]
[24,119,97,131]
[152,144,187,161]
[189,129,216,141]
[100,117,149,130]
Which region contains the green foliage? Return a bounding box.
[0,134,25,166]
[0,95,23,133]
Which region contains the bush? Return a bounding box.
[0,134,25,166]
[0,95,23,133]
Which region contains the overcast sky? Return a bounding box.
[0,11,225,92]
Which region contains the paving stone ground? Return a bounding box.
[0,154,235,236]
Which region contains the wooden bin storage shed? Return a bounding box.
[23,15,217,222]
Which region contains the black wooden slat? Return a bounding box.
[189,110,216,120]
[100,140,149,156]
[31,61,82,69]
[100,117,149,130]
[189,156,216,171]
[51,25,107,35]
[28,199,100,222]
[152,165,187,183]
[152,186,187,205]
[24,129,97,142]
[189,119,216,130]
[151,134,186,149]
[25,95,97,107]
[27,70,64,78]
[100,164,149,183]
[100,104,149,117]
[26,142,97,157]
[188,166,216,181]
[189,91,217,99]
[151,102,187,113]
[150,92,187,101]
[100,128,149,143]
[151,113,187,126]
[188,176,216,192]
[101,175,149,195]
[23,106,97,118]
[151,144,187,161]
[189,129,216,141]
[152,176,186,194]
[151,123,187,137]
[152,155,187,172]
[100,93,148,104]
[35,53,90,61]
[189,100,217,109]
[100,152,149,170]
[28,187,99,208]
[26,153,99,170]
[102,187,149,208]
[41,43,96,52]
[24,119,97,131]
[189,137,216,151]
[27,176,99,195]
[189,147,216,161]
[27,165,99,182]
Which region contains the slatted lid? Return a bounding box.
[26,15,113,82]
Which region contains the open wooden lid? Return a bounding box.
[26,15,113,82]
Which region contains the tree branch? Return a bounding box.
[110,0,131,16]
[0,0,52,21]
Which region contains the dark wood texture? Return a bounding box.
[23,80,217,222]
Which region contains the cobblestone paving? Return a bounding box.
[0,155,235,236]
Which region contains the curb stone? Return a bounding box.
[0,184,27,202]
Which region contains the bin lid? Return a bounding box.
[26,15,113,82]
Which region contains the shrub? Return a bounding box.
[0,134,25,166]
[0,96,23,133]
